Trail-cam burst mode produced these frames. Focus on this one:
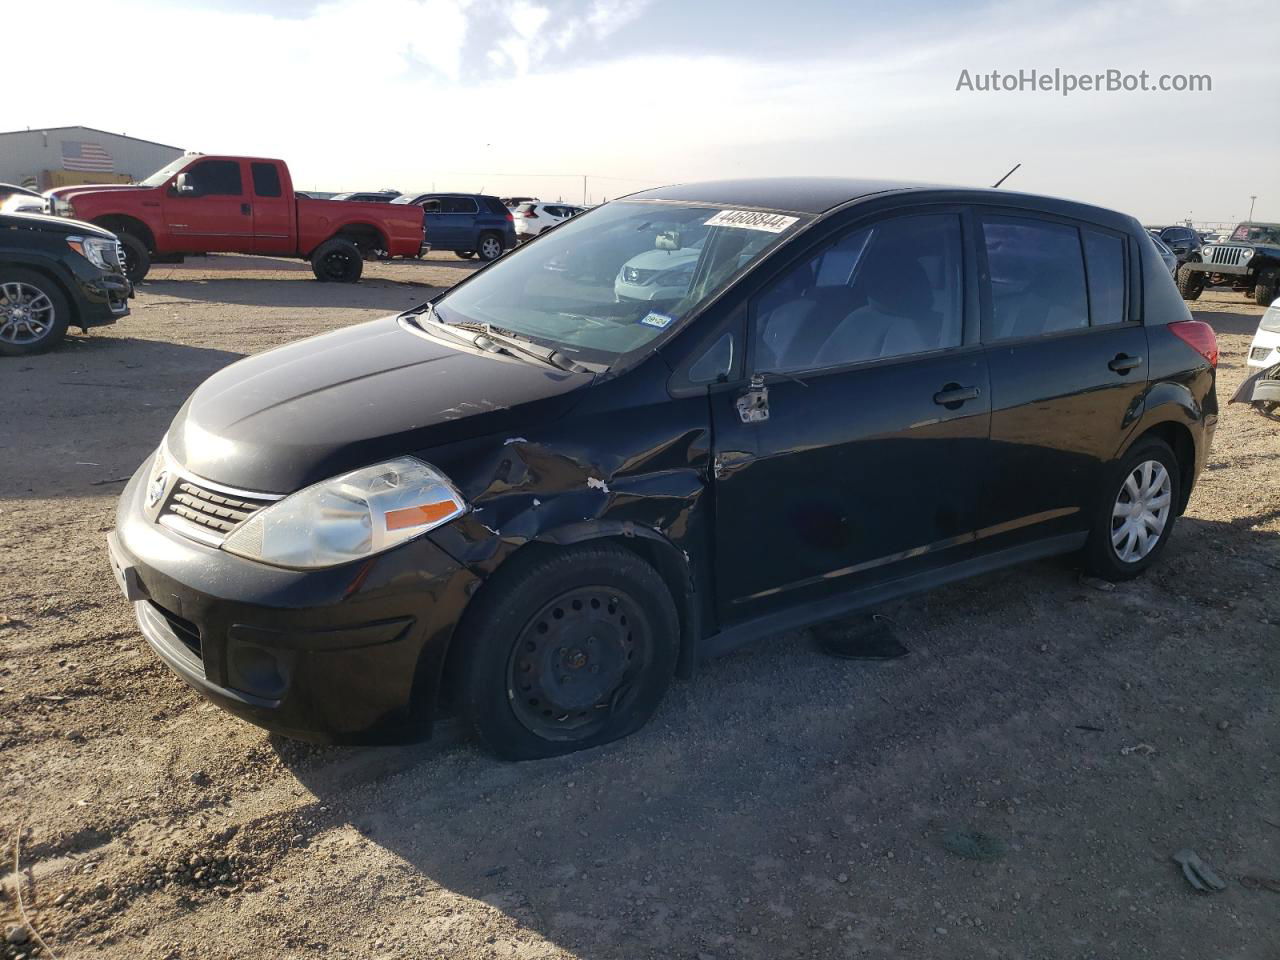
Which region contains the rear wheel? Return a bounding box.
[458,544,679,760]
[118,232,151,283]
[1176,265,1204,301]
[477,233,504,262]
[455,250,476,260]
[1083,438,1181,581]
[0,270,71,357]
[309,238,363,283]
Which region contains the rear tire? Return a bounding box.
[1083,437,1181,581]
[309,238,363,283]
[0,269,71,357]
[118,232,151,283]
[1176,265,1204,301]
[457,544,679,760]
[477,233,504,262]
[455,250,476,260]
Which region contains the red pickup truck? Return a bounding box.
[45,156,427,284]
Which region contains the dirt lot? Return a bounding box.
[1,258,1277,960]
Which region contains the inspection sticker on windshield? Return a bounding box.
[704,209,799,233]
[640,312,674,329]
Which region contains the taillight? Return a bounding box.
[505,212,514,222]
[1169,320,1218,368]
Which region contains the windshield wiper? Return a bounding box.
[425,313,589,373]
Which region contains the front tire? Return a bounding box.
[1176,265,1204,301]
[1083,438,1181,581]
[309,238,363,283]
[0,269,71,357]
[477,233,504,262]
[458,544,679,760]
[118,232,151,283]
[1253,269,1277,306]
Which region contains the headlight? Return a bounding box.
[654,268,693,288]
[1241,248,1254,261]
[66,236,116,271]
[222,457,467,569]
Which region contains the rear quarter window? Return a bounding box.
[1082,229,1127,325]
[982,217,1088,340]
[251,163,282,198]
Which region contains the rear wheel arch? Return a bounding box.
[330,222,388,256]
[1123,420,1197,514]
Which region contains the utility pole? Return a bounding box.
[583,174,587,206]
[1249,195,1257,222]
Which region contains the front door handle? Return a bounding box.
[240,203,251,215]
[1108,353,1143,373]
[933,384,980,408]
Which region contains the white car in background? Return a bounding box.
[514,201,585,240]
[1247,297,1280,369]
[614,231,705,303]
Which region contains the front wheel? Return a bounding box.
[309,238,363,283]
[458,544,679,760]
[1253,270,1277,306]
[477,233,504,262]
[1083,438,1181,581]
[0,270,71,357]
[118,232,151,283]
[1176,265,1204,301]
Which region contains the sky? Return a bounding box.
[3,0,1277,224]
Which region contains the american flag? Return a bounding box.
[61,141,114,172]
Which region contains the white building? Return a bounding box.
[0,126,185,190]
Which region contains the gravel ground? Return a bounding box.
[1,258,1277,960]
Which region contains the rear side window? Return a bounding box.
[251,162,282,198]
[187,160,242,196]
[441,196,479,215]
[982,217,1087,340]
[753,213,964,373]
[1082,229,1127,325]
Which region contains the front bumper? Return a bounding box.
[1247,328,1280,368]
[108,457,479,743]
[75,271,131,329]
[1183,260,1250,277]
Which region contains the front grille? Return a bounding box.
[1206,245,1250,267]
[109,241,126,274]
[1253,346,1275,362]
[150,602,202,657]
[160,480,274,542]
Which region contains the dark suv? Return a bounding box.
[1,212,131,356]
[108,178,1217,759]
[1157,225,1202,269]
[391,193,516,261]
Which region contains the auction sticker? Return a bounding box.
[705,209,799,233]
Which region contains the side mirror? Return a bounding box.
[174,173,197,196]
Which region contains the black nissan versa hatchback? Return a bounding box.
[107,178,1218,759]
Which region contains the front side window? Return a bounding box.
[753,214,964,373]
[983,217,1088,339]
[186,160,243,196]
[427,201,810,363]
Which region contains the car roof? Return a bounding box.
[623,177,1135,227]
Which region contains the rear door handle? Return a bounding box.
[240,203,251,215]
[933,384,980,407]
[1108,353,1143,373]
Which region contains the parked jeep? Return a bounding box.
[1177,221,1280,305]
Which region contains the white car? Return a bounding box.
[514,202,584,240]
[1247,297,1280,369]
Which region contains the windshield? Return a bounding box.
[430,200,808,363]
[1231,223,1280,244]
[137,157,193,187]
[390,194,415,204]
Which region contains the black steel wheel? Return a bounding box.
[309,238,364,283]
[118,232,151,283]
[457,544,679,760]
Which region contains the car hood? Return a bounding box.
[166,314,595,493]
[0,211,117,238]
[47,183,151,200]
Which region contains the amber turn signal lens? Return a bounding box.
[385,501,459,531]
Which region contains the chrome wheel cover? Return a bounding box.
[0,281,56,345]
[1111,459,1172,563]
